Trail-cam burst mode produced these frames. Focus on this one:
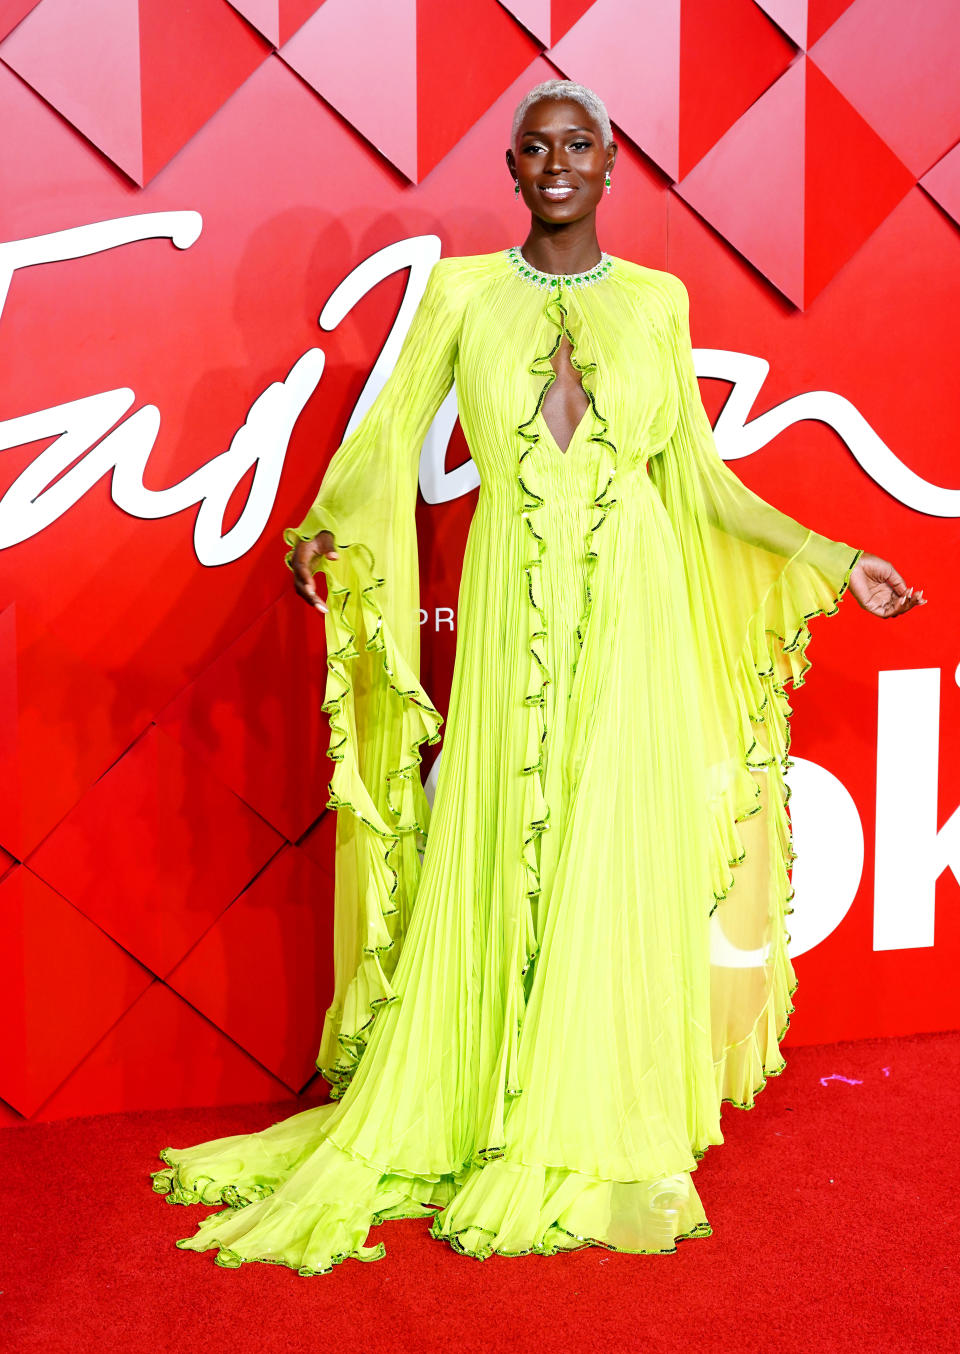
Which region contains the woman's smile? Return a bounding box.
[538,183,578,201]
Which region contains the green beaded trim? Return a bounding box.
[505,244,614,289]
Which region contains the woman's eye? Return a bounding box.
[521,140,591,153]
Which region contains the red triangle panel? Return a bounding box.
[29,726,283,979]
[33,982,292,1120]
[0,867,152,1116]
[167,844,335,1092]
[157,592,333,842]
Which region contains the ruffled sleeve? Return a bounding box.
[282,255,461,1098]
[648,274,863,1109]
[650,275,863,690]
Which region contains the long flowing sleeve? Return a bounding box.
[648,273,863,1109]
[649,275,863,694]
[282,256,460,1097]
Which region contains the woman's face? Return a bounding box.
[508,97,614,223]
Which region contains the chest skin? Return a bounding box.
[452,263,676,480]
[542,330,589,455]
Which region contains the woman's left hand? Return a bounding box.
[849,552,926,618]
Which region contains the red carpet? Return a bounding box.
[1,1029,957,1354]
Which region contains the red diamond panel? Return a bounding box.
[674,57,914,307]
[810,0,960,177]
[0,866,152,1116]
[417,0,541,181]
[755,0,856,50]
[280,0,539,182]
[157,592,331,842]
[549,0,793,182]
[549,0,680,178]
[280,0,417,178]
[0,0,42,43]
[803,60,916,307]
[226,0,326,47]
[920,142,960,231]
[0,1097,25,1127]
[0,0,269,185]
[0,604,146,861]
[499,0,593,47]
[679,0,795,181]
[33,982,297,1121]
[167,844,335,1091]
[296,805,336,873]
[674,60,804,300]
[29,725,283,978]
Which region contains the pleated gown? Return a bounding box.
[151,246,863,1272]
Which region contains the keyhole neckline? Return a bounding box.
[505,245,614,290]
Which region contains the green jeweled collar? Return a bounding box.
[505,244,614,289]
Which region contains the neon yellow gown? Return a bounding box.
[151,246,862,1272]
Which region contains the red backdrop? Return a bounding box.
[0,0,957,1127]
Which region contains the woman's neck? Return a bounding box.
[519,219,603,277]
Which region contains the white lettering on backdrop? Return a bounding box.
[0,219,440,564]
[1,217,955,959]
[0,215,957,567]
[874,667,960,950]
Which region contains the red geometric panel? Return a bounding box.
[296,805,336,873]
[0,0,269,186]
[548,0,794,182]
[32,982,293,1121]
[167,843,335,1092]
[0,0,42,43]
[279,0,539,182]
[920,142,960,232]
[0,866,152,1116]
[678,0,797,180]
[225,0,326,47]
[417,0,541,181]
[754,0,856,50]
[29,725,283,979]
[157,592,332,842]
[281,0,415,180]
[810,0,960,177]
[499,0,593,47]
[0,1097,25,1126]
[549,0,676,178]
[673,57,914,308]
[0,604,146,861]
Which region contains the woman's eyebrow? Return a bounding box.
[520,126,593,138]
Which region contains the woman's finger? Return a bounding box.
[292,562,330,614]
[292,564,318,601]
[291,537,336,611]
[889,587,924,616]
[884,562,907,595]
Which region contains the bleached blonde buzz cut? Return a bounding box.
[510,78,613,150]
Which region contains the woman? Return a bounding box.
[151,79,923,1273]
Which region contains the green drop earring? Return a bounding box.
[605,170,611,194]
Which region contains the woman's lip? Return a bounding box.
[538,184,577,198]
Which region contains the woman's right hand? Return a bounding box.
[291,531,339,614]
